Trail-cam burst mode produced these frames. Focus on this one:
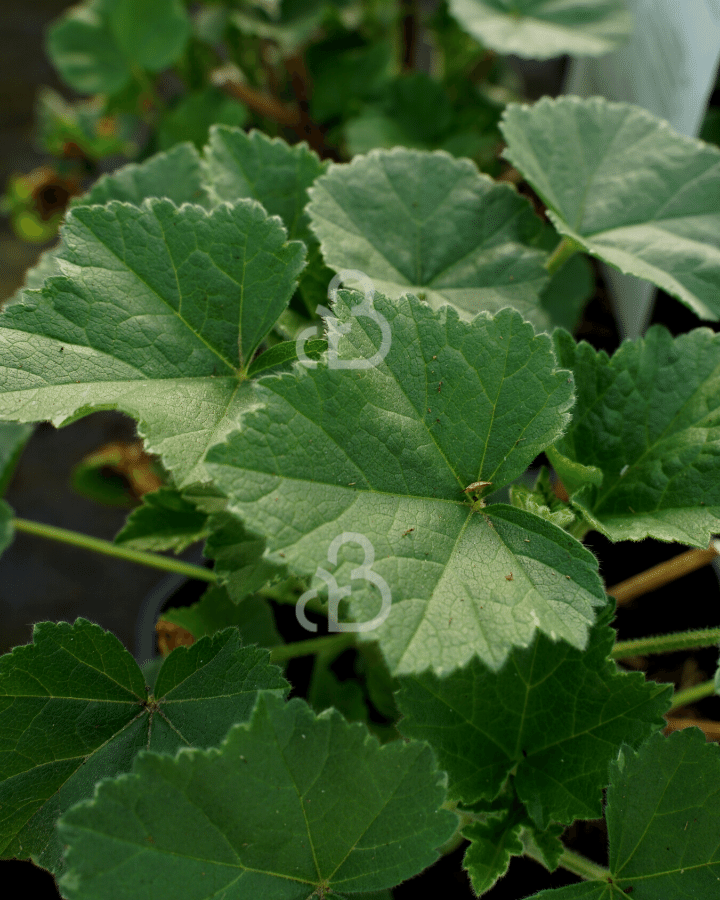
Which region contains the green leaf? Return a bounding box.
[0,619,288,874]
[345,108,429,155]
[501,96,720,320]
[113,485,210,552]
[46,0,129,95]
[203,510,282,603]
[108,0,190,73]
[205,293,607,676]
[158,88,248,152]
[114,483,278,600]
[510,465,576,529]
[462,809,524,895]
[231,0,327,53]
[533,728,720,898]
[0,198,306,488]
[306,35,393,123]
[46,0,190,95]
[447,0,632,60]
[552,325,720,545]
[545,443,603,499]
[162,585,281,648]
[606,728,720,896]
[529,884,607,899]
[202,125,328,245]
[57,693,458,898]
[306,147,551,330]
[395,600,671,826]
[73,142,209,208]
[247,338,327,378]
[0,422,34,496]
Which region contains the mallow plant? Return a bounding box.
[1,94,720,899]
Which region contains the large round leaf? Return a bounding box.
[205,293,607,677]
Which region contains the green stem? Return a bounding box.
[268,633,355,664]
[545,236,582,276]
[612,627,720,659]
[523,841,609,882]
[554,847,610,883]
[12,517,216,582]
[669,679,718,712]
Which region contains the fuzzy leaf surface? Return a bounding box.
[73,142,209,209]
[203,125,328,245]
[161,587,281,648]
[0,198,306,488]
[501,96,720,320]
[113,485,210,553]
[306,147,551,330]
[532,729,720,897]
[205,292,607,676]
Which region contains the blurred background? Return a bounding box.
[1,2,719,898]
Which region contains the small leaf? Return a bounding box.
[113,485,210,552]
[161,585,281,648]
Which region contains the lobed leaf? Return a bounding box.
[205,292,607,676]
[0,619,288,874]
[57,693,457,899]
[395,600,671,826]
[532,728,720,897]
[0,197,306,488]
[501,95,720,320]
[202,125,328,246]
[306,146,551,330]
[73,142,209,209]
[551,325,720,545]
[161,586,281,648]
